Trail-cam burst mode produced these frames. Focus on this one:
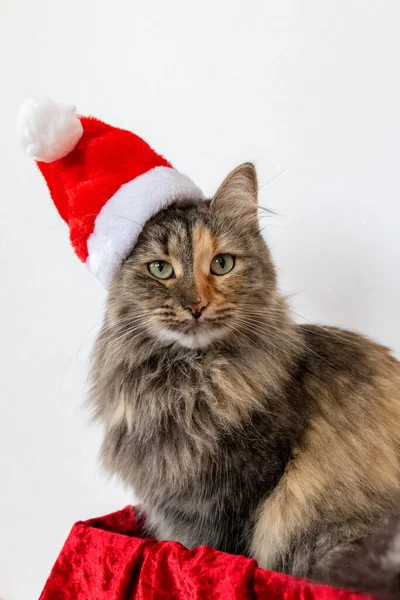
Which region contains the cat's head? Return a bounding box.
[106,163,278,350]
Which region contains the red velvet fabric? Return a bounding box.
[39,507,376,600]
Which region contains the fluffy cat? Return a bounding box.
[90,163,400,597]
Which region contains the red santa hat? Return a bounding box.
[16,97,204,288]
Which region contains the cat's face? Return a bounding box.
[107,164,277,349]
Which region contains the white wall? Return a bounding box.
[1,1,400,598]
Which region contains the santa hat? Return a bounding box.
[16,97,204,288]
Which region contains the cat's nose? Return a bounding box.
[182,299,207,319]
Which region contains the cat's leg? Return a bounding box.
[307,515,400,598]
[264,516,400,598]
[251,472,400,599]
[140,502,225,549]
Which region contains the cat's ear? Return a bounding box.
[211,163,258,228]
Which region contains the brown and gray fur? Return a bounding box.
[90,164,400,597]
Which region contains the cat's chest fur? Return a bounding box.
[98,346,299,552]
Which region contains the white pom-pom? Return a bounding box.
[16,97,83,163]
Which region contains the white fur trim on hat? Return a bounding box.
[16,97,83,163]
[86,166,205,288]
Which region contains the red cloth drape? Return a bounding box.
[39,506,375,599]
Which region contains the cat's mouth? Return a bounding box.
[156,320,228,349]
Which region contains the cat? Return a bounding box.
[90,163,400,597]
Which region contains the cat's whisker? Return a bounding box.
[230,319,288,362]
[106,329,152,358]
[96,320,152,354]
[226,319,281,361]
[231,314,307,348]
[233,315,311,348]
[233,315,337,368]
[238,304,364,347]
[97,316,150,341]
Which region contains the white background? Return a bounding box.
[1,1,400,598]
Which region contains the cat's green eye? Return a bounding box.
[210,254,235,276]
[148,260,175,280]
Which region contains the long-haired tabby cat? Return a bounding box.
[90,163,400,597]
